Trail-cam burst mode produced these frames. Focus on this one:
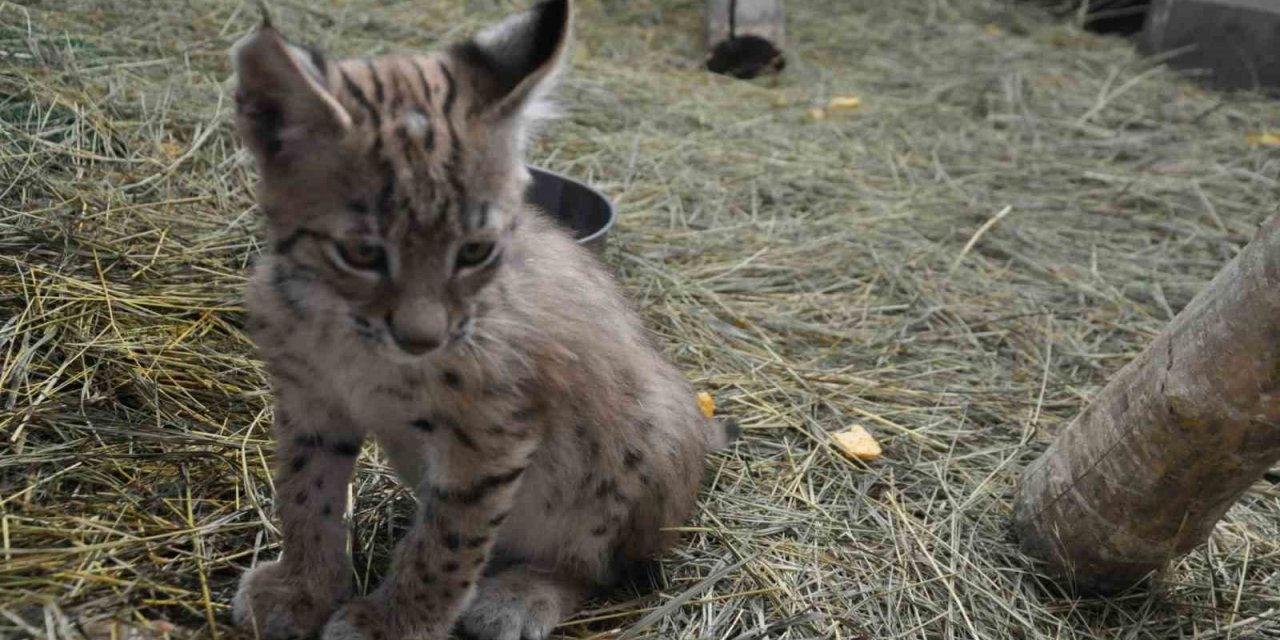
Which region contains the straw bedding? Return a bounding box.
[4,0,1280,637]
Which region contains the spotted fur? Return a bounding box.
[228,2,733,639]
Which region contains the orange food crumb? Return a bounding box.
[832,425,882,461]
[697,392,715,418]
[1247,132,1280,147]
[828,96,862,111]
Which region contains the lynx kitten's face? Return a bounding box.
[235,1,569,358]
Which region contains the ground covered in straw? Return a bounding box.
[5,0,1280,638]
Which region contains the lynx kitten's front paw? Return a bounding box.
[233,561,348,639]
[454,570,572,640]
[455,598,557,640]
[321,601,393,640]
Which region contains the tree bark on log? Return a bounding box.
[1013,216,1280,594]
[705,0,785,79]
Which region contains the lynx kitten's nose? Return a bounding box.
[387,299,448,355]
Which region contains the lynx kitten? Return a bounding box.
[229,1,734,638]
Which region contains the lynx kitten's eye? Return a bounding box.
[455,241,496,269]
[333,238,387,272]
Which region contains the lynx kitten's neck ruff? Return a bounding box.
[229,2,732,638]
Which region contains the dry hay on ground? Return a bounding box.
[4,0,1280,638]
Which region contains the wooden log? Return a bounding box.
[1140,0,1280,92]
[705,0,785,80]
[1012,216,1280,594]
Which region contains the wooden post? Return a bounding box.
[1013,216,1280,594]
[705,0,785,79]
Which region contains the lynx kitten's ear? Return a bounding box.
[231,22,351,162]
[452,0,573,122]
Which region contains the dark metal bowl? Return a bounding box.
[526,166,615,254]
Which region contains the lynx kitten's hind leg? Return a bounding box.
[455,566,589,640]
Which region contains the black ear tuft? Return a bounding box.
[257,1,274,30]
[452,0,571,114]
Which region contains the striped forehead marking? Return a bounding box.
[329,57,476,233]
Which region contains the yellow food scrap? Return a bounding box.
[827,96,862,111]
[697,392,715,418]
[159,141,185,159]
[808,107,826,121]
[1247,132,1280,147]
[832,425,882,461]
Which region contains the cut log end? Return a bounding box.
[1011,484,1160,596]
[706,35,785,79]
[705,0,786,80]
